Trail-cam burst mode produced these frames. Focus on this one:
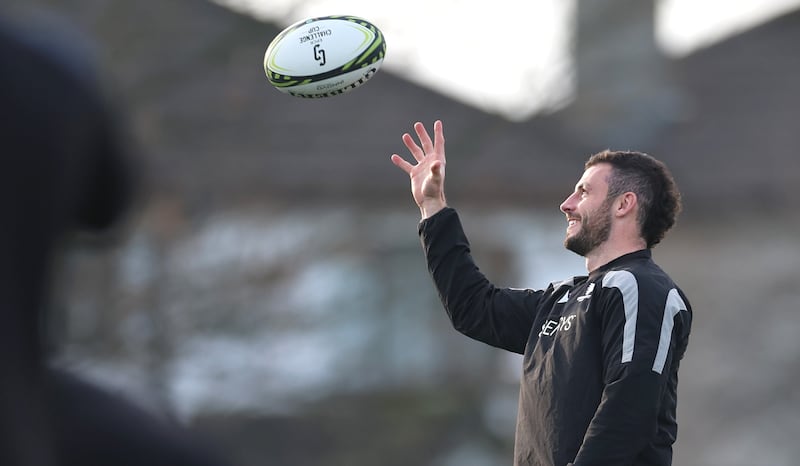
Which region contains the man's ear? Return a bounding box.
[614,192,638,218]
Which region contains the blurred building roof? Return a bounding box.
[9,0,798,215]
[125,0,799,216]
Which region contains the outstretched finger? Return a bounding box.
[433,120,445,160]
[402,133,425,162]
[414,121,435,155]
[390,153,415,174]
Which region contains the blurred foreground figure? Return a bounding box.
[391,121,693,466]
[0,16,231,466]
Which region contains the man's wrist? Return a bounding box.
[420,199,447,219]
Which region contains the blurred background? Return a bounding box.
[3,0,800,465]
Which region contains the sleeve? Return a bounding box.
[571,270,690,465]
[419,208,545,354]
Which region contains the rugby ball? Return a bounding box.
[264,15,386,98]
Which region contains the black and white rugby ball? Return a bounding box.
[264,15,386,98]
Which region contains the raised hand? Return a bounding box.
[390,120,447,219]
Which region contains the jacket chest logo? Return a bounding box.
[556,282,595,304]
[538,314,577,337]
[576,282,595,302]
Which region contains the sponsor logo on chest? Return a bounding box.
[538,314,577,337]
[539,283,595,337]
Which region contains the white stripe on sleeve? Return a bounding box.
[652,289,688,374]
[602,270,639,364]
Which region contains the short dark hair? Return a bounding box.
[586,150,682,248]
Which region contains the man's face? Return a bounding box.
[559,164,614,257]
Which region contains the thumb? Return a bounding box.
[430,161,443,178]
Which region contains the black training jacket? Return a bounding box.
[419,208,692,466]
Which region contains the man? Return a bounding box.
[391,120,692,466]
[0,15,231,466]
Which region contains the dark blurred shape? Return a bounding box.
[0,13,231,466]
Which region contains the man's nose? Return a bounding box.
[560,193,576,214]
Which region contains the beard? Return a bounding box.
[564,199,613,257]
